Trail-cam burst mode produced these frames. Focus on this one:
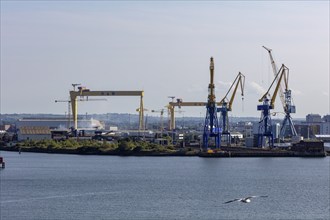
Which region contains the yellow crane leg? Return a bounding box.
[170,106,175,130]
[139,95,144,130]
[70,92,78,129]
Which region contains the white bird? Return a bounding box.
[223,195,268,204]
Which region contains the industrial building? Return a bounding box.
[320,115,330,135]
[16,118,104,130]
[15,118,104,141]
[306,114,322,124]
[17,126,51,141]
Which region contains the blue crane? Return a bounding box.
[263,46,297,139]
[203,57,221,150]
[218,72,245,146]
[257,64,289,148]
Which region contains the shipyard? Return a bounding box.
[1,49,329,158]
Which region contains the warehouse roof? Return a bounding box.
[19,126,51,135]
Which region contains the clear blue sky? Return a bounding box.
[1,1,329,119]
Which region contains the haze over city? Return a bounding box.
[1,1,329,118]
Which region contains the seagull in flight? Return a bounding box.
[224,195,268,204]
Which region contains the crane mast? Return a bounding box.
[203,57,221,150]
[218,72,245,146]
[263,46,297,139]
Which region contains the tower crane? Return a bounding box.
[203,57,221,150]
[218,72,245,146]
[263,46,297,139]
[257,64,289,148]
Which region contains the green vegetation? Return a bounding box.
[14,138,180,154]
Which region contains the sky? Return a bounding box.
[1,1,329,119]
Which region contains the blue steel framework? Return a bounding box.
[257,64,289,148]
[218,105,230,145]
[263,46,297,139]
[203,57,221,149]
[257,98,274,148]
[218,72,245,146]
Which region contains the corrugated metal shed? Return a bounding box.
[19,126,51,135]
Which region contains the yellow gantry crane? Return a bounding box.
[70,86,144,131]
[218,72,245,145]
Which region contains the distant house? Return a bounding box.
[17,126,51,141]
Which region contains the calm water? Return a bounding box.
[0,151,329,220]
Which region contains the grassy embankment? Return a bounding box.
[3,139,198,156]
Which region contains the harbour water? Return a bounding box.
[0,151,329,220]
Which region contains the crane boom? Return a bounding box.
[259,64,289,109]
[263,46,286,111]
[270,66,286,109]
[219,72,245,111]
